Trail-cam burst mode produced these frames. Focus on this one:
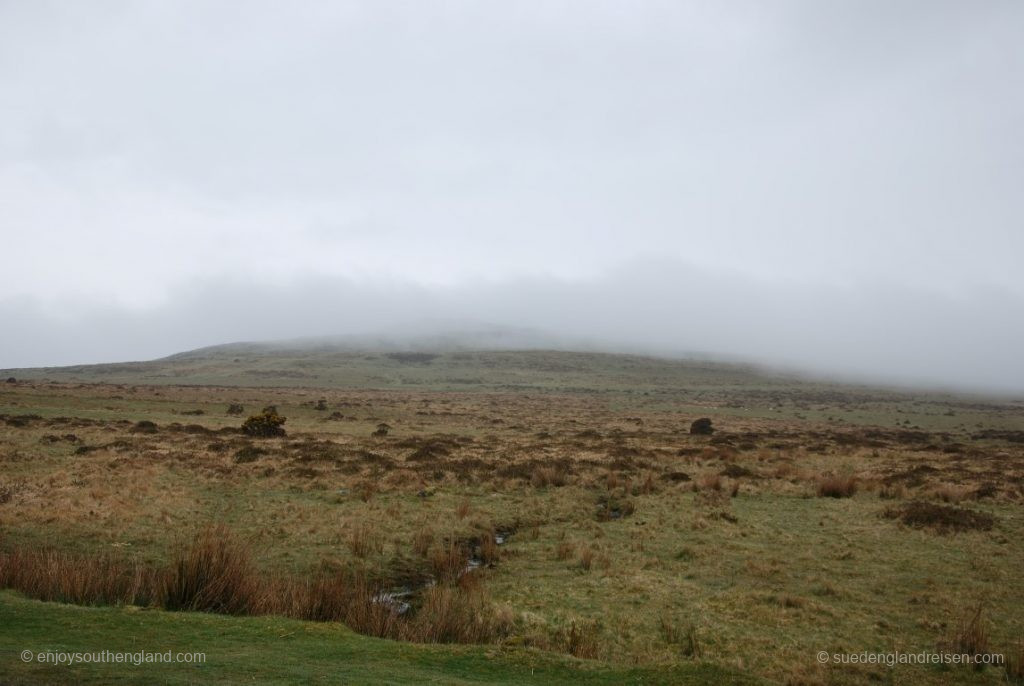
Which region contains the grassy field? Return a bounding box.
[0,592,759,685]
[1,348,1023,684]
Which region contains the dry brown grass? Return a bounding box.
[635,473,657,495]
[358,481,377,502]
[771,462,797,480]
[162,525,259,614]
[932,483,971,503]
[878,483,906,500]
[605,472,620,491]
[402,585,513,644]
[1005,640,1024,684]
[478,534,500,566]
[429,539,468,584]
[562,619,601,659]
[696,472,722,492]
[816,474,857,498]
[411,527,434,557]
[659,615,702,657]
[0,480,24,504]
[346,523,382,559]
[0,547,158,607]
[943,604,990,661]
[555,540,575,561]
[531,466,568,488]
[578,546,595,571]
[0,526,513,646]
[455,498,471,519]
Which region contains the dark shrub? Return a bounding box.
[226,404,245,416]
[720,464,755,479]
[689,418,714,435]
[5,377,15,383]
[241,409,286,438]
[233,445,267,463]
[132,420,159,433]
[883,501,995,533]
[385,352,437,364]
[973,483,998,499]
[315,399,328,411]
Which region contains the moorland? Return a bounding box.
[1,347,1022,684]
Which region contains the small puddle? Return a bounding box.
[372,587,416,615]
[372,529,513,615]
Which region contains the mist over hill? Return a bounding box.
[161,324,593,361]
[4,263,1024,394]
[4,330,1022,412]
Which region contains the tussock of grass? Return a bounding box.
[429,539,469,584]
[0,526,511,647]
[411,527,434,557]
[345,523,382,559]
[1005,641,1024,684]
[163,525,258,614]
[0,547,160,607]
[562,619,602,659]
[555,540,575,561]
[816,474,857,498]
[940,604,990,670]
[531,466,568,488]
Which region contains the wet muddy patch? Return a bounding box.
[596,494,635,521]
[372,528,514,615]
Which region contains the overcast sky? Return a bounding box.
[2,1,1022,391]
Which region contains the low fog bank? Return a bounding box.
[3,261,1022,394]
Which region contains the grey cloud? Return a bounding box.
[1,1,1022,390]
[3,262,1023,393]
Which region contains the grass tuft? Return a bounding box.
[816,474,857,498]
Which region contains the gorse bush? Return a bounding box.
[241,409,286,438]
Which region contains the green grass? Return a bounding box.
[5,348,1021,431]
[0,591,760,685]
